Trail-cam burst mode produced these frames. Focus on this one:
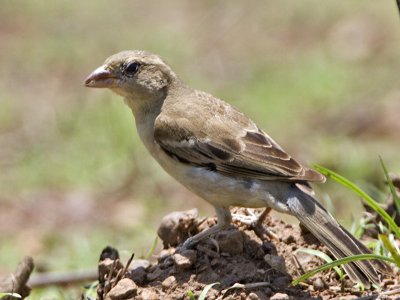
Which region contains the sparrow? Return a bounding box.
[84,50,389,287]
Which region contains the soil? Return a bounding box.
[93,208,399,300]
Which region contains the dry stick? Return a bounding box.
[111,269,123,290]
[28,269,98,287]
[121,253,135,277]
[291,254,306,277]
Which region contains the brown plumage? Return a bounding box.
[85,50,390,288]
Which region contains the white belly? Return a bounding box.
[135,117,291,214]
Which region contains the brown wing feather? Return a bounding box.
[154,92,325,183]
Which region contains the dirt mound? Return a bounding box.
[94,208,397,300]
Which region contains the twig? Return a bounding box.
[28,269,97,287]
[121,252,135,277]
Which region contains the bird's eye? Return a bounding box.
[124,62,140,76]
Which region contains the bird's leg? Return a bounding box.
[181,207,231,249]
[232,207,278,240]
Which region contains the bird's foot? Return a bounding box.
[233,208,278,241]
[179,224,224,250]
[232,208,259,226]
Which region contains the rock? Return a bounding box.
[270,292,289,300]
[247,292,260,300]
[338,296,358,300]
[146,267,163,281]
[246,291,268,300]
[282,234,295,244]
[130,259,150,271]
[272,276,291,287]
[172,250,197,271]
[313,277,325,290]
[128,266,147,285]
[158,248,175,263]
[197,269,219,283]
[216,229,244,255]
[161,275,176,290]
[138,289,159,300]
[105,278,137,300]
[157,209,199,247]
[264,254,287,273]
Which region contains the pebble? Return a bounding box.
[161,275,176,290]
[270,292,289,300]
[272,276,291,287]
[337,295,358,300]
[283,234,295,244]
[216,230,244,255]
[264,254,287,273]
[138,289,159,300]
[105,278,137,300]
[130,259,150,271]
[146,267,163,281]
[246,292,260,300]
[172,250,197,271]
[313,277,325,290]
[128,266,147,285]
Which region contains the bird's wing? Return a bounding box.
[154,97,324,183]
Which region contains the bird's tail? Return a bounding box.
[287,184,391,288]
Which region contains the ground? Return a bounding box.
[91,208,398,300]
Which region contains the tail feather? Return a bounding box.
[287,185,390,287]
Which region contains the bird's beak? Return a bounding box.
[84,65,117,88]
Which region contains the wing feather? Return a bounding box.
[154,96,325,183]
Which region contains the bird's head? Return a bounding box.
[84,50,178,103]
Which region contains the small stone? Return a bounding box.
[161,275,176,290]
[105,278,137,300]
[270,292,289,300]
[210,258,219,266]
[158,248,175,263]
[221,274,240,286]
[138,289,158,300]
[272,276,291,287]
[216,230,244,255]
[338,296,358,300]
[197,270,219,283]
[128,266,147,285]
[130,259,150,271]
[247,292,260,300]
[146,267,163,281]
[283,234,295,244]
[264,254,287,273]
[313,277,325,290]
[172,250,197,271]
[157,209,198,247]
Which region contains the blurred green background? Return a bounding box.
[1,0,400,295]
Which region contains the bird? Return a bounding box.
[84,50,390,288]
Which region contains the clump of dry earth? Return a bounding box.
[94,208,399,300]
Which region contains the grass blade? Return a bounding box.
[295,248,344,279]
[292,254,395,286]
[379,234,400,267]
[379,157,400,215]
[145,237,158,259]
[314,165,400,238]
